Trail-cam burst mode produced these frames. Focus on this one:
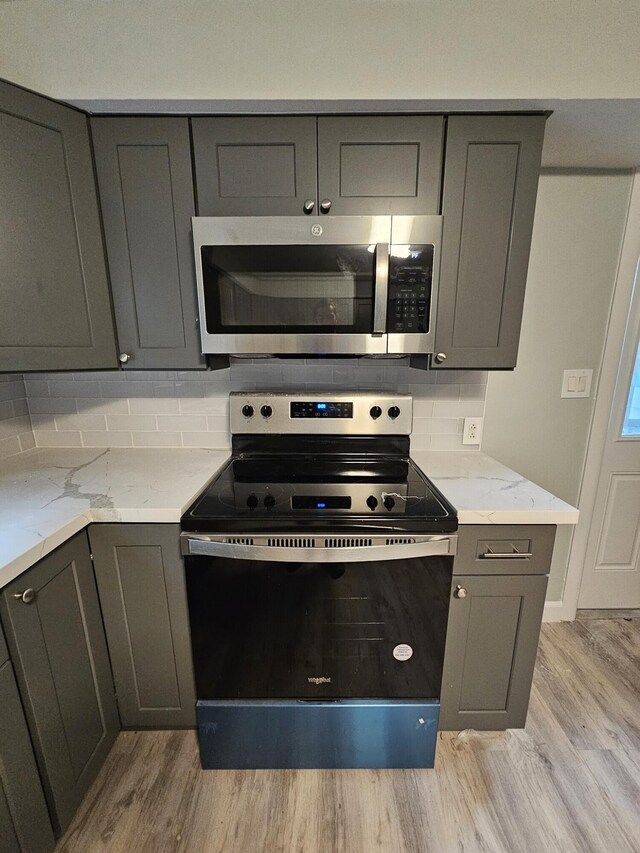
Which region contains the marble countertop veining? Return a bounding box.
[0,447,578,590]
[412,450,579,526]
[0,447,230,589]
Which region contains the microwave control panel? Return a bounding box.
[387,244,433,334]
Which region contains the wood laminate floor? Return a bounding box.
[56,617,640,853]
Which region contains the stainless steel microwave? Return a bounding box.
[192,215,442,356]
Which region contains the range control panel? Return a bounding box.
[387,244,433,334]
[291,401,354,419]
[230,392,413,435]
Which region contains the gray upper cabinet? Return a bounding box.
[192,117,318,216]
[0,80,117,373]
[317,116,443,215]
[92,118,206,369]
[0,659,55,852]
[89,524,196,728]
[433,115,545,369]
[0,532,119,835]
[192,115,444,217]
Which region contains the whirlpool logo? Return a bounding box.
[308,676,332,685]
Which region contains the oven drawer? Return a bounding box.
[453,525,556,575]
[196,700,440,769]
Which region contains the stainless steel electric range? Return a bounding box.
[181,392,457,770]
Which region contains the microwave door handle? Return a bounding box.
[372,243,389,336]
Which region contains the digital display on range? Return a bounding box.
[291,401,354,418]
[291,496,352,510]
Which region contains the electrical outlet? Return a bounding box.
[463,417,483,445]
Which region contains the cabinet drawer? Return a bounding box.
[453,525,556,575]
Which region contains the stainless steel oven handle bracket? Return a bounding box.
[181,533,457,563]
[372,243,390,336]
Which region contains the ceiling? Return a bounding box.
[69,97,640,169]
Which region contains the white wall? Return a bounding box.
[1,0,640,101]
[482,171,633,601]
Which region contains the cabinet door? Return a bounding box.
[0,660,55,852]
[317,116,444,215]
[192,117,317,216]
[0,532,119,835]
[91,118,206,370]
[89,524,196,727]
[0,80,117,372]
[433,116,545,369]
[439,573,547,730]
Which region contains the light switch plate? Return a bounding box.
[561,369,593,398]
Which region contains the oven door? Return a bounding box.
[192,216,391,355]
[183,534,455,769]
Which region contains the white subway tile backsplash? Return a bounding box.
[0,381,26,402]
[29,397,77,414]
[132,432,183,447]
[181,432,231,449]
[75,398,129,415]
[47,379,100,398]
[54,414,107,431]
[82,431,133,447]
[23,361,486,451]
[19,432,36,452]
[33,430,83,447]
[106,414,157,431]
[130,397,180,414]
[0,435,22,458]
[157,415,208,432]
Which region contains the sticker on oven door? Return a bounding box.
[393,643,413,661]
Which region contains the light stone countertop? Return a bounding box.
[0,447,229,589]
[0,447,578,589]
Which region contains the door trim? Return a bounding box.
[562,170,639,618]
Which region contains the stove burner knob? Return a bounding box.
[246,494,259,509]
[369,405,382,420]
[264,494,276,509]
[366,495,378,511]
[388,406,401,420]
[383,495,395,511]
[260,404,273,418]
[242,404,254,418]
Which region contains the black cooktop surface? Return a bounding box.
[182,437,457,534]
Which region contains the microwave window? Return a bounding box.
[201,245,376,334]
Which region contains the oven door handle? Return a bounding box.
[181,534,456,562]
[372,243,390,336]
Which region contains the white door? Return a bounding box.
[579,255,640,608]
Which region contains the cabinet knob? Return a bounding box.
[119,352,131,364]
[13,588,36,604]
[320,199,332,214]
[453,585,467,600]
[303,199,315,214]
[434,352,447,364]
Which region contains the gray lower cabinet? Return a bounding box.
[91,118,206,370]
[0,659,55,853]
[0,80,117,372]
[439,572,548,730]
[439,524,554,730]
[0,532,119,836]
[89,524,196,728]
[433,115,546,369]
[316,116,444,215]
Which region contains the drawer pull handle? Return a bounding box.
[481,545,533,560]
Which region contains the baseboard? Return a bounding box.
[543,600,566,622]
